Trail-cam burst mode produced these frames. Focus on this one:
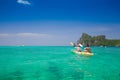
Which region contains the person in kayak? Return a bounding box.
[70,42,82,52]
[84,44,91,53]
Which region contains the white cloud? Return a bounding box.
[0,34,9,37]
[0,33,51,38]
[17,0,31,5]
[16,33,50,37]
[0,33,54,45]
[97,27,110,32]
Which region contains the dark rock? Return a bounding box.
[77,33,120,46]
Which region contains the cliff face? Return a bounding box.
[77,33,120,46]
[77,33,92,45]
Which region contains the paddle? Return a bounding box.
[78,43,83,47]
[70,42,76,47]
[70,42,83,48]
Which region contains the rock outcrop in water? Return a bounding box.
[77,33,120,46]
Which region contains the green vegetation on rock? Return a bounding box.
[77,33,120,46]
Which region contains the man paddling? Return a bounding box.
[84,44,92,53]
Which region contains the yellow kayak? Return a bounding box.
[71,50,94,56]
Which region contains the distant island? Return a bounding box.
[77,33,120,47]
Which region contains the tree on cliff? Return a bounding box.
[77,33,120,46]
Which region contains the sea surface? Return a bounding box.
[0,46,120,80]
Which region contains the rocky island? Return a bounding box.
[77,33,120,46]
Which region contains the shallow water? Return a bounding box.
[0,46,120,80]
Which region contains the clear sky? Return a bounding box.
[0,0,120,46]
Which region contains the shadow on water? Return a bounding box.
[0,70,24,80]
[102,72,120,80]
[12,70,24,80]
[47,62,63,80]
[0,70,42,80]
[46,61,85,80]
[32,70,41,80]
[72,70,84,80]
[65,68,84,80]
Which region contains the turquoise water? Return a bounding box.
[0,46,120,80]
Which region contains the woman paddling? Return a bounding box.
[70,42,82,52]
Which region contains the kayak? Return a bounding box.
[71,50,94,56]
[71,50,93,56]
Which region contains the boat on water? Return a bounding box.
[71,50,94,56]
